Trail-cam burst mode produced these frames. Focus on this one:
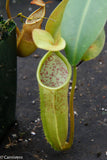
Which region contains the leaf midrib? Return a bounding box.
[73,0,92,63]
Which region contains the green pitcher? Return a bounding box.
[37,51,72,150]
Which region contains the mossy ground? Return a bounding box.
[0,15,15,40]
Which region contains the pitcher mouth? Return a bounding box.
[26,7,45,24]
[37,51,72,90]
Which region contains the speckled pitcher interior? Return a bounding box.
[40,53,68,87]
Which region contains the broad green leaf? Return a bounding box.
[32,29,66,51]
[61,0,107,66]
[82,29,105,61]
[45,0,69,42]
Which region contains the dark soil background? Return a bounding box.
[0,0,107,160]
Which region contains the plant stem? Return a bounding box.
[69,66,77,144]
[62,66,77,150]
[6,0,11,19]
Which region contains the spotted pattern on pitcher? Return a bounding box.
[40,53,68,87]
[37,51,72,151]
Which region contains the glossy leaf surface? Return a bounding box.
[32,29,66,51]
[82,29,105,61]
[61,0,107,66]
